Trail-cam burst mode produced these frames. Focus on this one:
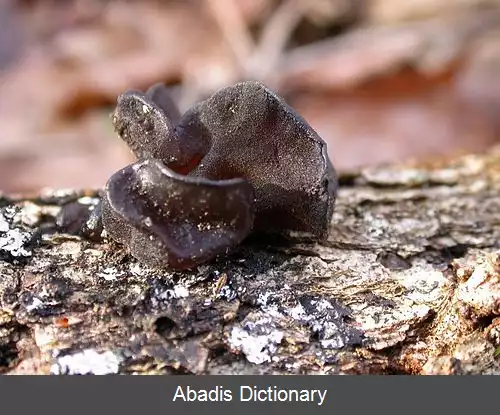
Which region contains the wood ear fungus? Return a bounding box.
[103,81,338,269]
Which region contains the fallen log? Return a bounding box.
[1,145,499,375]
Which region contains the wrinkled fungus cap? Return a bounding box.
[103,80,338,269]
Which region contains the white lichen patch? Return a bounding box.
[256,289,356,350]
[0,208,33,257]
[26,297,45,312]
[129,262,151,276]
[284,298,355,349]
[229,318,284,365]
[148,281,190,309]
[96,266,124,281]
[215,284,237,301]
[0,214,10,233]
[51,349,123,375]
[24,286,61,313]
[0,228,32,257]
[256,291,274,307]
[172,285,189,298]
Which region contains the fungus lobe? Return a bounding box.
[177,81,337,238]
[102,159,254,269]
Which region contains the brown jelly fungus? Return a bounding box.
[103,80,338,269]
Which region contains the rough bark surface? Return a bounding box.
[1,146,500,375]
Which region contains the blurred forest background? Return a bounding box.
[1,0,500,194]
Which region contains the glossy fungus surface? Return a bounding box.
[102,159,254,269]
[103,81,338,269]
[112,88,207,174]
[178,81,337,238]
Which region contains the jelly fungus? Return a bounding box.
[103,81,338,269]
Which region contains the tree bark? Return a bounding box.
[1,146,500,375]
